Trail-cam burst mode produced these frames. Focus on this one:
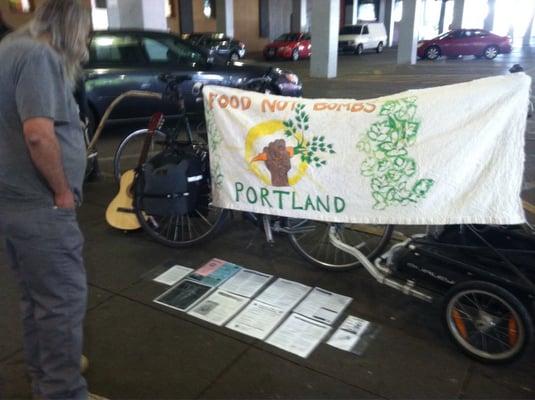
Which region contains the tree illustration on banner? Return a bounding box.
[357,97,435,210]
[251,103,335,187]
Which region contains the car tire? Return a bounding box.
[483,45,499,60]
[425,45,440,60]
[291,49,299,61]
[355,44,364,56]
[229,52,240,61]
[376,42,384,53]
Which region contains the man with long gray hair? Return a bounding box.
[0,1,94,398]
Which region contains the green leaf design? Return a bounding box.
[358,97,434,209]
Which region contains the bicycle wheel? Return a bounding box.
[442,280,533,363]
[113,128,167,183]
[287,220,393,270]
[135,191,229,248]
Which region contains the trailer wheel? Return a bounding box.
[442,280,533,363]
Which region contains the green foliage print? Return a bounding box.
[357,97,434,210]
[282,103,335,168]
[205,110,224,188]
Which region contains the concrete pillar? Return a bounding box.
[344,0,358,25]
[179,0,193,34]
[107,0,120,27]
[451,0,464,30]
[310,0,340,78]
[383,0,395,46]
[107,0,167,30]
[438,0,447,34]
[216,0,234,37]
[484,0,495,32]
[397,0,422,64]
[523,11,535,46]
[291,0,308,32]
[377,0,386,23]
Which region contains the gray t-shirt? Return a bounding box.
[0,35,86,210]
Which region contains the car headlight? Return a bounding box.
[417,42,424,48]
[284,73,299,85]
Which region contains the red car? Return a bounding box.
[263,32,311,61]
[417,29,512,60]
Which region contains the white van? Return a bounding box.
[338,22,387,55]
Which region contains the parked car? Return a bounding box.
[84,30,301,127]
[338,23,387,55]
[182,32,245,61]
[417,29,512,60]
[263,32,311,61]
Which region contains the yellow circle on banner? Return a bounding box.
[245,120,308,186]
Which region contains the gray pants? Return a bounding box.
[0,206,88,399]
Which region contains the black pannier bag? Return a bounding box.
[135,149,206,217]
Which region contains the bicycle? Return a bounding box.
[114,74,393,270]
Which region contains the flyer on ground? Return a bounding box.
[187,290,250,326]
[327,315,371,352]
[294,287,352,325]
[266,313,331,358]
[255,278,311,312]
[154,279,213,311]
[219,269,273,298]
[153,265,194,286]
[190,258,242,287]
[226,300,287,340]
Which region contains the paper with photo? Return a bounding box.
[219,269,273,298]
[190,258,241,287]
[294,287,352,325]
[154,279,212,311]
[153,265,194,285]
[227,300,287,340]
[255,278,311,311]
[266,313,331,358]
[187,290,249,326]
[327,316,370,352]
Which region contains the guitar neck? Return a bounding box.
[137,112,164,168]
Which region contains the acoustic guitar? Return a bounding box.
[106,112,165,230]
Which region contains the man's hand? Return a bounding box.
[23,117,73,206]
[54,190,75,209]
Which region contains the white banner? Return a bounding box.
[203,74,530,225]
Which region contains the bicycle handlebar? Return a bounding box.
[158,74,193,84]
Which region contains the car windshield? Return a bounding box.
[436,31,458,40]
[340,25,362,35]
[184,33,204,42]
[276,33,301,41]
[165,37,207,63]
[208,33,227,40]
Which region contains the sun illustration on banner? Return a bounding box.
[246,103,336,187]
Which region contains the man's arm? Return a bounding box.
[23,117,74,209]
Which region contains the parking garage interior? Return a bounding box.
[1,0,535,399]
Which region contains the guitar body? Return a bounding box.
[105,169,140,230]
[105,112,164,231]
